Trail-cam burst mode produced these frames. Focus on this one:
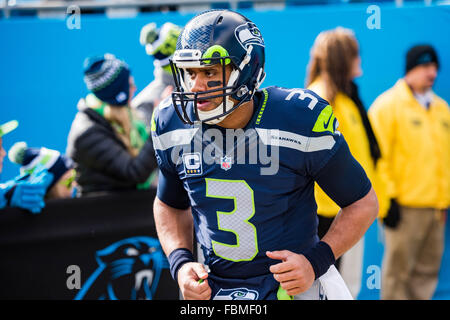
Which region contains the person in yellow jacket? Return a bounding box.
[368,45,449,300]
[306,28,388,275]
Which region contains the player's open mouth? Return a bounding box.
[197,100,211,110]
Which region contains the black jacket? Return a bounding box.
[66,102,157,195]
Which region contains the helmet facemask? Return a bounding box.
[169,10,266,125]
[170,45,257,125]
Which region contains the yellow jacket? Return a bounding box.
[368,79,450,209]
[308,79,389,218]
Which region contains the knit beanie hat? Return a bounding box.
[8,142,74,190]
[406,45,439,74]
[139,22,181,69]
[83,53,131,106]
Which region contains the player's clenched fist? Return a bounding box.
[177,262,211,300]
[267,250,315,296]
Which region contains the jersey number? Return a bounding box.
[205,178,258,262]
[285,89,318,110]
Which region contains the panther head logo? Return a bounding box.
[74,236,168,300]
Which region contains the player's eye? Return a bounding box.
[185,69,196,79]
[205,69,216,77]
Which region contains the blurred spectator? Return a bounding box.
[66,53,157,196]
[306,27,388,269]
[8,142,76,200]
[131,22,181,124]
[369,44,450,300]
[0,120,53,214]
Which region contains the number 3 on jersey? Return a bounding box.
[205,178,258,262]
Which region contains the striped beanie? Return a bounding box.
[8,142,74,190]
[83,53,131,106]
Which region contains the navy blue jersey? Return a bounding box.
[152,86,371,279]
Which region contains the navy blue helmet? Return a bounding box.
[170,10,266,124]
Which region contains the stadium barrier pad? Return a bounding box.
[0,189,179,300]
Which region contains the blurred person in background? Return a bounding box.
[8,142,76,200]
[0,120,53,214]
[369,44,449,300]
[131,22,181,124]
[306,27,388,273]
[66,54,157,196]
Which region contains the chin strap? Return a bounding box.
[198,96,235,124]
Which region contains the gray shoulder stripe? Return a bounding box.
[255,128,335,152]
[152,128,199,150]
[153,127,335,152]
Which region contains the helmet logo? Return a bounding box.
[235,22,264,50]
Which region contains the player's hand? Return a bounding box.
[177,262,211,300]
[267,250,315,296]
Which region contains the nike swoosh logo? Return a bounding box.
[324,113,334,128]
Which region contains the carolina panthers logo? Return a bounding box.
[74,236,168,300]
[213,288,259,300]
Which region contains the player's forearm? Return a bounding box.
[321,187,378,259]
[153,196,194,257]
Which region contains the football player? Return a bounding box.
[152,10,378,300]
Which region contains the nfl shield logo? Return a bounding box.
[220,156,232,171]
